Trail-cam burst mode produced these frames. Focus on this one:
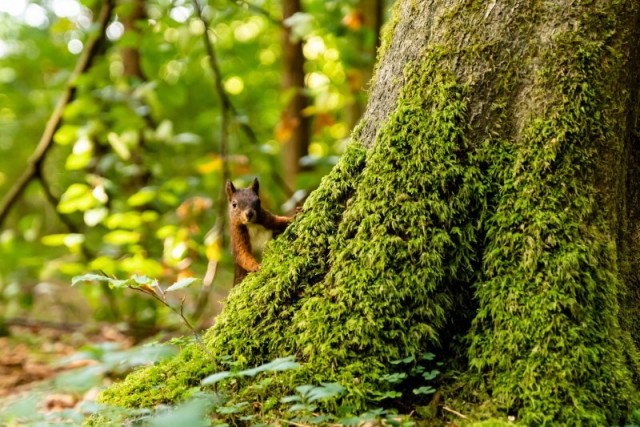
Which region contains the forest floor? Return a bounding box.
[0,322,176,425]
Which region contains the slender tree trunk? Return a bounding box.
[121,0,146,80]
[345,0,384,129]
[101,0,640,424]
[280,0,310,189]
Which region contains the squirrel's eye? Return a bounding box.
[232,201,237,208]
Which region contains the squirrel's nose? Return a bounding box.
[246,209,257,222]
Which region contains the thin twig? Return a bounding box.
[190,0,293,197]
[131,285,216,361]
[443,406,468,419]
[190,0,231,319]
[0,0,115,227]
[192,219,223,322]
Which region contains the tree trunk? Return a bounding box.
[345,0,384,129]
[280,0,310,189]
[121,0,146,80]
[100,0,640,423]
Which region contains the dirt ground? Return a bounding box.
[0,323,134,419]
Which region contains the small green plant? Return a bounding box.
[73,273,200,335]
[201,355,301,386]
[374,352,440,401]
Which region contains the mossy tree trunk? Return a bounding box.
[102,0,640,424]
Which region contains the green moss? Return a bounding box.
[374,0,401,70]
[467,3,639,425]
[100,49,480,413]
[100,0,640,424]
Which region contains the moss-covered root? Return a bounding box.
[98,141,368,408]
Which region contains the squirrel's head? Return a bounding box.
[226,178,261,225]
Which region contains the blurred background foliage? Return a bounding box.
[0,0,389,335]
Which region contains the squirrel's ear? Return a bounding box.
[225,179,236,200]
[250,177,259,194]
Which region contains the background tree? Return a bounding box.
[0,0,377,331]
[100,0,640,424]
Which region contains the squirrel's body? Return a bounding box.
[226,178,294,285]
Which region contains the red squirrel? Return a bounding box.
[226,178,295,285]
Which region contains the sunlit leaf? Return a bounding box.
[84,207,109,226]
[53,124,79,145]
[104,212,143,230]
[104,230,141,245]
[58,183,96,213]
[131,274,153,286]
[128,188,157,207]
[166,277,198,292]
[71,273,111,287]
[65,150,92,170]
[196,154,222,174]
[206,240,222,261]
[107,132,131,160]
[42,233,74,247]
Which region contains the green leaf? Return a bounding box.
[0,394,41,423]
[280,395,301,404]
[412,386,436,395]
[72,273,111,286]
[166,277,198,292]
[84,207,108,226]
[238,356,300,376]
[380,372,407,383]
[54,365,106,392]
[104,230,141,245]
[216,402,248,414]
[107,131,132,160]
[128,187,157,207]
[305,383,345,402]
[148,396,211,427]
[288,403,317,412]
[42,233,84,248]
[58,183,96,213]
[53,124,79,145]
[422,369,439,381]
[131,275,154,286]
[201,371,232,385]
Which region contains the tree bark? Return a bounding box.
[121,0,146,80]
[280,0,310,189]
[345,0,384,129]
[101,0,640,424]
